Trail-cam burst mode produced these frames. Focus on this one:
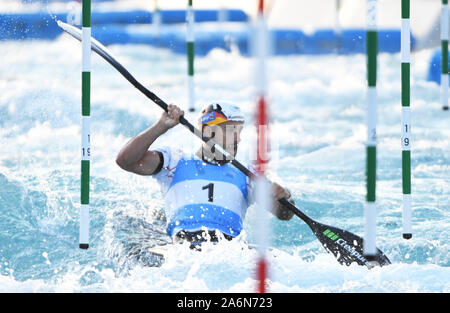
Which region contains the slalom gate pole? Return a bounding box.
[364,0,378,259]
[335,0,342,35]
[187,0,195,112]
[153,0,161,37]
[79,0,91,249]
[442,0,449,110]
[254,0,270,293]
[218,5,228,24]
[401,0,412,239]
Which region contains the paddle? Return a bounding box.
[57,21,391,268]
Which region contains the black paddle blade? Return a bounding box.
[310,222,391,268]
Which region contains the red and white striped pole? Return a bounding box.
[254,0,270,294]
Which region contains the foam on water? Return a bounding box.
[0,30,449,292]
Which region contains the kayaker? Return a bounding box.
[116,102,294,248]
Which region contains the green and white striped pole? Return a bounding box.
[401,0,412,239]
[442,0,449,110]
[187,0,195,112]
[80,0,91,249]
[364,0,377,259]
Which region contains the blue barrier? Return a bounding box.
[0,12,64,40]
[90,9,248,24]
[240,29,414,56]
[427,48,449,85]
[89,26,413,57]
[90,25,240,56]
[0,9,247,34]
[0,10,248,40]
[0,11,415,57]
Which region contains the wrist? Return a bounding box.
[154,119,170,134]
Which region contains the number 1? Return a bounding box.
[202,183,214,202]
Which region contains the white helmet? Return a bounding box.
[198,101,245,130]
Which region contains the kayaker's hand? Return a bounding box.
[271,182,291,201]
[272,182,295,221]
[159,104,184,130]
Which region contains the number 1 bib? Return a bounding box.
[164,157,248,238]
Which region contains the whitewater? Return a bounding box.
[0,1,449,293]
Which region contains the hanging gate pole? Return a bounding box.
[364,0,378,259]
[401,0,412,239]
[79,0,91,249]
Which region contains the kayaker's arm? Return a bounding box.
[116,104,184,175]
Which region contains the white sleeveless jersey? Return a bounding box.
[152,147,253,237]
